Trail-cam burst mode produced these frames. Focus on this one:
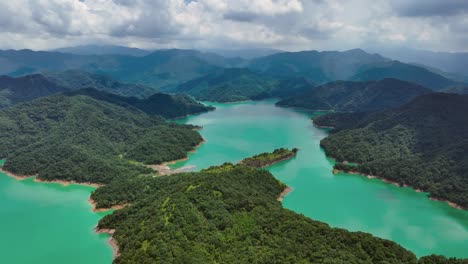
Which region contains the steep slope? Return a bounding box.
[277,78,431,112]
[67,88,214,118]
[45,70,157,98]
[174,68,278,102]
[314,93,468,208]
[0,74,69,108]
[0,94,203,184]
[248,49,388,83]
[351,61,458,90]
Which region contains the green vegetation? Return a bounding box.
[174,68,279,102]
[277,78,431,112]
[94,163,424,263]
[67,88,214,119]
[315,93,468,208]
[0,74,69,108]
[351,61,458,90]
[240,148,298,168]
[0,94,203,184]
[45,70,157,98]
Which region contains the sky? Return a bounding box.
[0,0,467,52]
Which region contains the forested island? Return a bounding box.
[240,148,298,168]
[315,93,468,209]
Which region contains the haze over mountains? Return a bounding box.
[0,46,465,99]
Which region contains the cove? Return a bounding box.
[0,160,113,264]
[172,100,468,258]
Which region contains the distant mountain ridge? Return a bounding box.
[53,45,152,57]
[277,78,431,112]
[0,74,69,108]
[0,48,461,92]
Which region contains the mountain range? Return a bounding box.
[0,48,463,92]
[277,78,431,112]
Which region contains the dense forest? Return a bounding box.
[91,163,466,263]
[0,74,69,108]
[315,93,468,208]
[0,94,203,184]
[240,148,298,168]
[95,164,416,263]
[277,78,431,112]
[67,88,214,119]
[174,68,278,102]
[45,70,157,98]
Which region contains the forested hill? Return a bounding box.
[173,68,278,102]
[95,163,414,263]
[315,93,468,208]
[45,70,157,98]
[351,61,458,90]
[67,88,214,119]
[0,94,203,184]
[0,74,69,108]
[277,78,431,112]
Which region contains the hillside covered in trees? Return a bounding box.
[67,88,214,119]
[0,94,203,184]
[173,68,278,102]
[277,78,431,112]
[45,70,157,98]
[90,162,466,263]
[314,93,468,208]
[0,74,69,108]
[95,163,415,263]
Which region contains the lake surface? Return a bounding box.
[173,100,468,258]
[0,160,113,264]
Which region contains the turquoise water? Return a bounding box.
[0,162,113,264]
[172,100,468,258]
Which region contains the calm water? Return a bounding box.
[173,100,468,258]
[0,160,113,264]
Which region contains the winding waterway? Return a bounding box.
[172,100,468,258]
[0,100,467,263]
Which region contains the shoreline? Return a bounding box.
[95,228,120,258]
[0,168,103,188]
[0,167,124,259]
[258,153,297,168]
[277,187,293,202]
[334,169,466,210]
[147,139,206,174]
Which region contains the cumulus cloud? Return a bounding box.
[0,0,466,52]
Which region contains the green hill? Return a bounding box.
[0,74,69,108]
[94,163,418,263]
[0,49,241,89]
[314,93,468,208]
[248,49,388,83]
[45,70,157,98]
[174,68,278,102]
[277,78,431,112]
[67,88,214,119]
[351,61,458,90]
[0,94,203,184]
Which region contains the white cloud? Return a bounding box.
[0,0,466,52]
